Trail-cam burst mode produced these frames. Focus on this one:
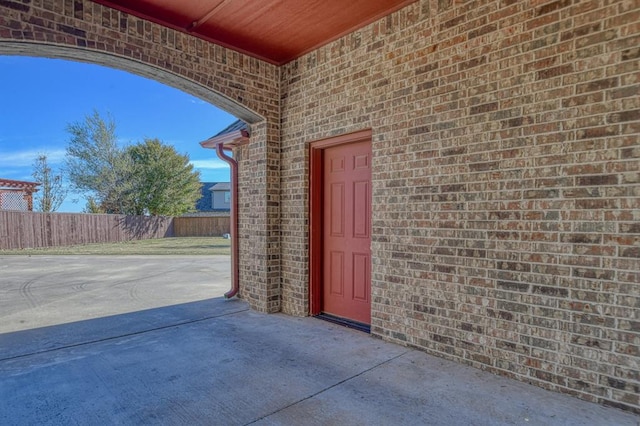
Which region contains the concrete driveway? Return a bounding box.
[0,255,231,334]
[0,256,638,425]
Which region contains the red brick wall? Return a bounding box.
[280,0,639,412]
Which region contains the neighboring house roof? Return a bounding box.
[195,182,231,212]
[210,182,230,191]
[200,119,250,149]
[195,182,217,212]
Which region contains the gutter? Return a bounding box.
[215,142,239,299]
[200,120,249,299]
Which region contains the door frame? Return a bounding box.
[309,129,372,316]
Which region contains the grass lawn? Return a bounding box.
[0,237,230,256]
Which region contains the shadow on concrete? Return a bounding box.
[0,297,246,361]
[1,298,638,425]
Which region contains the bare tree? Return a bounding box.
[31,154,68,212]
[65,110,135,214]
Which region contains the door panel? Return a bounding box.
[329,251,344,296]
[352,253,369,301]
[330,182,344,236]
[322,140,371,325]
[353,180,369,238]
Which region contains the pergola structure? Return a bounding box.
[0,179,40,211]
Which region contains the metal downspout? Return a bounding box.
[215,142,239,299]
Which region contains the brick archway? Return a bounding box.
[0,2,276,122]
[0,0,282,313]
[0,41,264,124]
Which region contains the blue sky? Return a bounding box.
[0,55,236,212]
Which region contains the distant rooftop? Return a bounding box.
[211,182,230,191]
[195,182,231,212]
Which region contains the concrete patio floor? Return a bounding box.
[0,257,638,425]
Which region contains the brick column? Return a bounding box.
[237,121,281,313]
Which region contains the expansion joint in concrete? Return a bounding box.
[243,350,412,425]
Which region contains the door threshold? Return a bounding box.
[316,313,370,333]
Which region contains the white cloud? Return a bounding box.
[190,159,229,170]
[0,149,67,167]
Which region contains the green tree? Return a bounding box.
[127,138,202,216]
[83,196,106,214]
[66,112,202,216]
[31,154,68,212]
[65,111,135,214]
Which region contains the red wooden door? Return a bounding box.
[322,140,371,325]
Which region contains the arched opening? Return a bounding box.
[0,49,258,343]
[1,0,282,316]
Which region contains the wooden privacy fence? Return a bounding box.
[0,211,173,250]
[0,211,231,250]
[173,216,230,237]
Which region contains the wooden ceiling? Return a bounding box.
[92,0,417,65]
